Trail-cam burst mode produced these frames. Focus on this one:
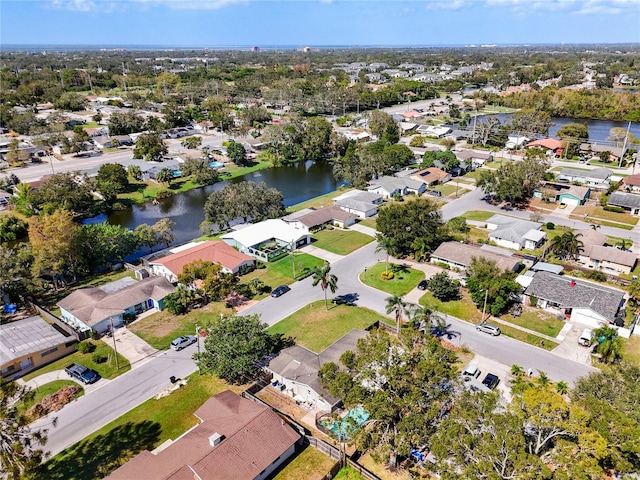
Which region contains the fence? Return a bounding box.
[31,303,89,341]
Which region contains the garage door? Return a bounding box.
[560,196,580,206]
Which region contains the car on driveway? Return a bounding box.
[426,190,442,197]
[462,362,481,378]
[476,322,501,336]
[170,335,197,351]
[417,279,429,290]
[65,363,100,384]
[271,285,291,298]
[481,373,500,390]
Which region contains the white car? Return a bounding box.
[170,335,197,351]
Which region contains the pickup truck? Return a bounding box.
[65,363,100,384]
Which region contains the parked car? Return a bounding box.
[170,335,197,351]
[462,362,481,378]
[475,322,501,336]
[578,328,593,346]
[271,285,291,298]
[481,373,500,390]
[65,363,100,384]
[417,279,429,290]
[427,190,442,197]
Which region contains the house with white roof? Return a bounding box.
[221,219,310,262]
[333,190,383,218]
[556,167,612,189]
[367,176,427,199]
[485,214,546,251]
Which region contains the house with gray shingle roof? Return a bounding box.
[282,205,357,231]
[608,191,640,215]
[58,276,175,334]
[485,215,546,251]
[367,175,427,199]
[524,271,625,328]
[557,167,612,189]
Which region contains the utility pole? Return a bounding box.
[195,324,201,374]
[291,240,296,279]
[618,121,632,169]
[109,317,120,370]
[481,289,489,324]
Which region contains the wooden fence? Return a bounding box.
[31,303,88,341]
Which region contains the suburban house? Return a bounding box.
[107,390,302,480]
[580,143,624,163]
[527,138,564,157]
[607,192,640,215]
[147,240,255,281]
[417,125,452,138]
[1,316,77,379]
[342,130,371,142]
[485,215,546,251]
[58,276,175,334]
[93,135,133,150]
[333,190,383,218]
[367,175,427,198]
[623,174,640,193]
[556,167,612,189]
[505,135,530,150]
[523,271,626,328]
[267,329,369,413]
[430,241,521,272]
[573,228,637,275]
[544,183,591,206]
[282,206,357,232]
[409,167,451,186]
[221,219,310,262]
[455,149,493,168]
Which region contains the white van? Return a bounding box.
[578,329,593,346]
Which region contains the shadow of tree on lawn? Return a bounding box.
[37,420,162,480]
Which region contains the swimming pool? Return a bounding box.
[172,170,183,177]
[209,161,223,168]
[322,406,369,440]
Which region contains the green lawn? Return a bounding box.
[419,291,483,323]
[19,380,83,417]
[333,467,366,480]
[498,323,558,350]
[460,210,495,222]
[358,218,377,230]
[38,374,243,480]
[588,207,638,226]
[312,228,374,255]
[21,342,130,381]
[623,335,640,366]
[242,253,325,289]
[128,302,234,350]
[268,301,387,353]
[271,445,337,480]
[433,183,460,196]
[499,310,565,338]
[360,262,425,297]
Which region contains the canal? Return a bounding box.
[92,160,340,248]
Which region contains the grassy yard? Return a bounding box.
[360,262,425,297]
[623,335,640,366]
[419,290,483,323]
[242,253,325,289]
[128,302,234,350]
[573,206,638,226]
[312,228,374,255]
[498,323,558,350]
[288,187,354,212]
[468,226,490,243]
[19,380,83,417]
[267,301,387,353]
[271,445,337,480]
[433,183,462,196]
[21,342,130,381]
[499,309,565,338]
[334,467,366,480]
[358,218,377,230]
[358,453,411,480]
[39,374,243,480]
[460,210,494,222]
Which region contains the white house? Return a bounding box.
[367,176,427,198]
[556,167,612,189]
[485,214,546,251]
[333,190,383,218]
[221,219,310,262]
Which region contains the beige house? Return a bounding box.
[1,316,77,378]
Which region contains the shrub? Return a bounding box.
[77,341,96,354]
[92,352,107,364]
[477,238,484,244]
[546,222,555,230]
[604,205,625,213]
[436,261,450,270]
[586,270,607,282]
[380,271,395,280]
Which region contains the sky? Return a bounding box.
[1,0,639,47]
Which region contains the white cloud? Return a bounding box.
[425,0,470,9]
[128,0,248,8]
[484,0,640,14]
[50,0,249,11]
[51,0,98,11]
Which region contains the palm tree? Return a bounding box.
[590,224,600,231]
[248,278,265,297]
[312,261,338,310]
[410,237,429,263]
[386,295,409,334]
[616,238,632,251]
[556,381,568,395]
[410,303,446,334]
[510,364,524,377]
[127,164,142,181]
[375,234,394,275]
[549,232,584,260]
[536,370,551,388]
[593,326,624,364]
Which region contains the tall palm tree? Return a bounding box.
[386,294,409,334]
[549,232,584,260]
[593,326,624,364]
[616,238,632,251]
[410,237,429,263]
[312,261,338,310]
[375,234,394,275]
[410,303,445,334]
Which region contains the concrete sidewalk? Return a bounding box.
[298,244,344,264]
[350,223,377,237]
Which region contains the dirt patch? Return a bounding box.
[26,385,82,420]
[223,292,256,312]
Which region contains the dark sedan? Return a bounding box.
[271,285,291,298]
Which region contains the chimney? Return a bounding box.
[208,432,224,447]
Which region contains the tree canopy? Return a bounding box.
[477,157,549,206]
[194,314,290,384]
[466,257,520,316]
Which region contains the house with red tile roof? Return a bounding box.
[107,390,302,480]
[526,138,563,156]
[623,174,640,193]
[148,241,255,281]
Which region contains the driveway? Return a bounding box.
[101,326,159,368]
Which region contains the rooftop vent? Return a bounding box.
[208,432,224,447]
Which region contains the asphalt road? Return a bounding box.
[31,342,200,457]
